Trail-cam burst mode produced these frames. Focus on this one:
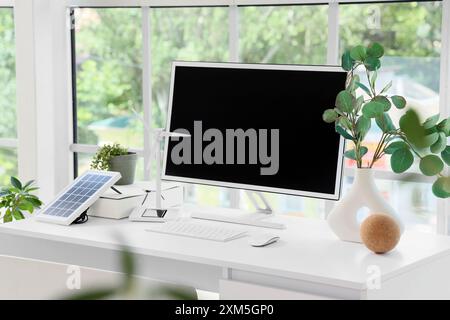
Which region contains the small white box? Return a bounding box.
[88,182,184,219]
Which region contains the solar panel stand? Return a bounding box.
[72,210,89,224]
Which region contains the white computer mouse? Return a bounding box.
[249,234,280,247]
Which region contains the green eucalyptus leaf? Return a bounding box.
[373,96,391,112]
[432,177,450,198]
[400,110,438,149]
[430,132,447,154]
[423,114,440,129]
[344,146,368,160]
[437,118,450,136]
[364,56,381,71]
[425,125,438,135]
[362,101,384,118]
[335,125,354,140]
[341,51,354,71]
[384,141,409,154]
[322,109,339,123]
[367,42,384,58]
[391,95,406,109]
[356,116,371,139]
[442,146,450,166]
[422,133,439,148]
[350,45,367,61]
[10,177,22,190]
[355,96,364,113]
[445,177,450,194]
[356,81,372,96]
[335,90,355,113]
[419,155,444,176]
[390,148,414,173]
[375,113,396,133]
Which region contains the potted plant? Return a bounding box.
[322,42,449,242]
[91,143,137,185]
[0,177,43,223]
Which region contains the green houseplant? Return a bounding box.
[91,143,137,185]
[323,42,449,197]
[0,177,43,223]
[323,42,449,242]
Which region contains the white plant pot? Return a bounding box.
[327,168,404,243]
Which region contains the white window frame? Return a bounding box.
[0,1,17,180]
[6,0,449,232]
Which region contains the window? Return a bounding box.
[73,8,143,176]
[74,8,142,147]
[0,7,16,185]
[151,7,229,128]
[67,1,447,233]
[240,4,328,65]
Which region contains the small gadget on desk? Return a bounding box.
[128,187,182,222]
[36,170,121,225]
[249,234,280,247]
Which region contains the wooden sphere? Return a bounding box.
[360,214,400,254]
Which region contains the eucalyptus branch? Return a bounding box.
[324,42,449,198]
[365,69,376,97]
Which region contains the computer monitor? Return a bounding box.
[162,61,346,202]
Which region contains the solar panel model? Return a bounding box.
[36,170,121,225]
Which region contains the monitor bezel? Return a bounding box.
[162,61,346,201]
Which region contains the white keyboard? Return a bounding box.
[145,220,247,242]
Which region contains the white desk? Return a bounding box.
[1,215,450,299]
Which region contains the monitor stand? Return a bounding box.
[190,191,286,229]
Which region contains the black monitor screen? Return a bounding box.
[164,63,346,199]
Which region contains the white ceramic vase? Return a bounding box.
[327,168,404,243]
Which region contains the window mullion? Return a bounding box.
[437,0,450,235]
[324,1,339,217]
[14,0,38,184]
[229,4,239,63]
[327,1,339,66]
[142,6,152,180]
